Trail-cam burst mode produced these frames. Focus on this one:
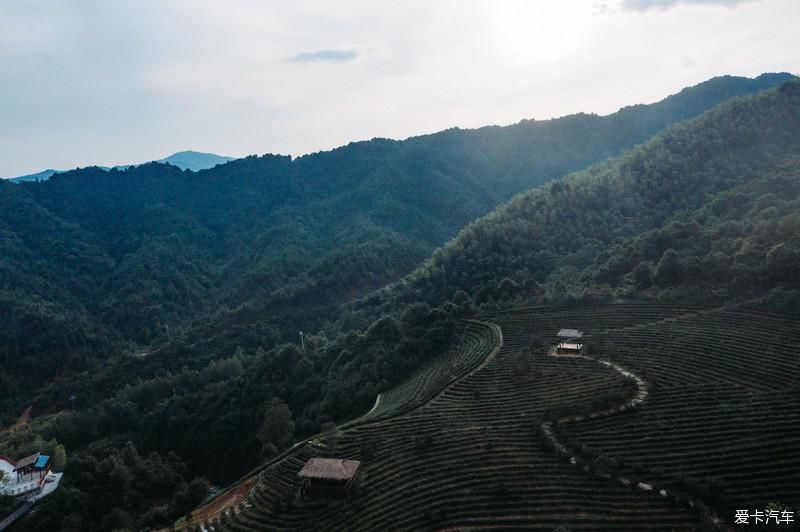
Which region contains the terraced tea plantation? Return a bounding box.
[354,320,499,423]
[207,303,798,531]
[559,307,800,517]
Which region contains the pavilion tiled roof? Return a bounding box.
[12,453,39,471]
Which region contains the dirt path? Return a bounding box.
[539,347,727,530]
[364,393,382,417]
[13,406,32,429]
[164,476,258,531]
[2,406,32,433]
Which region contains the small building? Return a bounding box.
[298,458,360,496]
[557,328,584,354]
[12,453,51,483]
[1,452,62,529]
[1,452,61,503]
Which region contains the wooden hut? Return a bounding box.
[298,458,360,496]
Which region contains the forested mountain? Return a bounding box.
[0,73,790,397]
[360,79,800,317]
[3,73,799,531]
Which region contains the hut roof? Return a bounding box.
[557,328,584,339]
[298,458,360,481]
[12,453,39,471]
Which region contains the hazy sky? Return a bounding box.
[1,0,798,177]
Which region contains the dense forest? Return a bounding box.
[360,79,800,317]
[2,73,799,531]
[1,74,791,399]
[3,75,792,359]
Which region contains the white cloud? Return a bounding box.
[288,49,358,63]
[620,0,758,11]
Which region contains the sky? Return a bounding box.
[1,0,798,177]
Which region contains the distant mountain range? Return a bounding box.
[155,150,235,172]
[4,150,235,183]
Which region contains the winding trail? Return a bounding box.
[3,406,32,433]
[363,394,382,417]
[539,346,728,531]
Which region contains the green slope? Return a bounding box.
[364,79,800,315]
[3,74,799,532]
[7,73,789,357]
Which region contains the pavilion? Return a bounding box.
[0,452,60,500]
[12,453,51,483]
[556,328,584,354]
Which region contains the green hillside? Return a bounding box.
[216,304,800,531]
[3,73,787,402]
[364,79,800,316]
[205,79,800,531]
[4,74,800,532]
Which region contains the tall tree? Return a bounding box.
[257,398,295,456]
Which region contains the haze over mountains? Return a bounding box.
[2,73,799,531]
[4,150,235,183]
